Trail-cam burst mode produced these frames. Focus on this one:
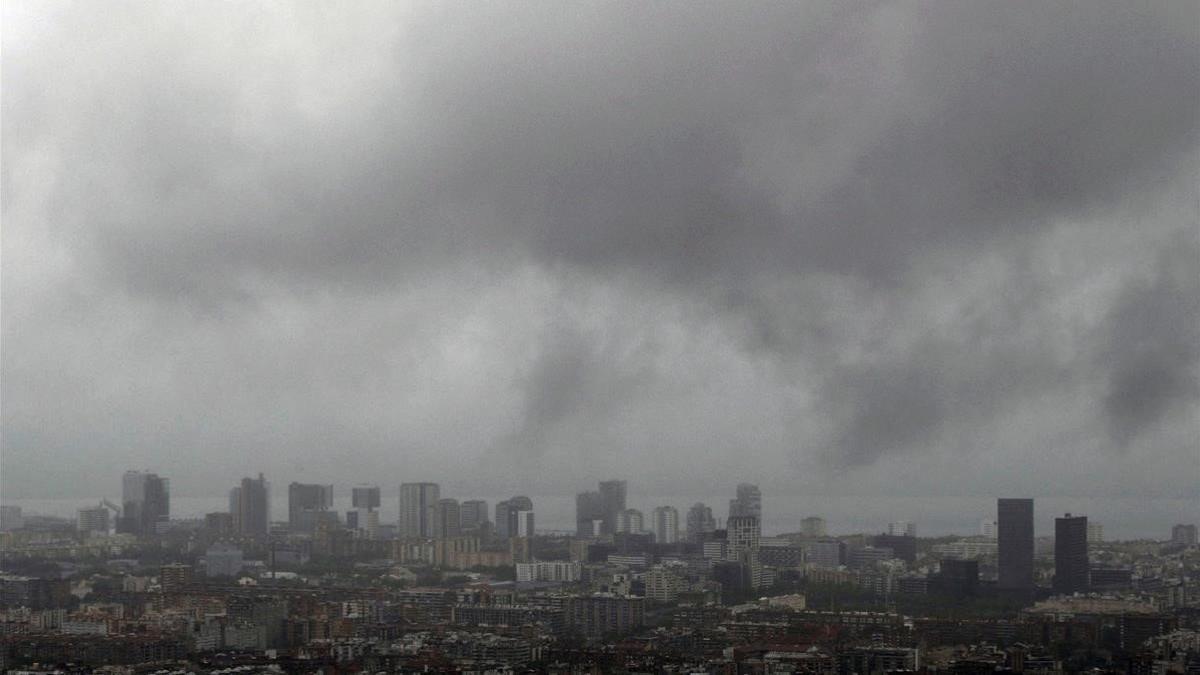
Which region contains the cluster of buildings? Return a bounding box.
[1,474,1197,672]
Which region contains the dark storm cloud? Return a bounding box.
[2,0,1198,500]
[1101,235,1200,448]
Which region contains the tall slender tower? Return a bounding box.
[1054,513,1089,594]
[399,483,440,539]
[997,498,1034,591]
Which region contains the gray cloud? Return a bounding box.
[2,1,1198,506]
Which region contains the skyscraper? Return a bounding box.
[399,483,440,539]
[889,521,916,537]
[997,498,1034,591]
[231,474,269,537]
[686,503,716,542]
[434,498,461,539]
[652,506,679,544]
[460,500,488,531]
[598,480,627,535]
[1054,513,1089,594]
[352,485,381,510]
[288,483,333,533]
[496,495,533,539]
[615,508,644,534]
[729,483,762,520]
[728,515,761,559]
[576,490,606,537]
[119,471,170,535]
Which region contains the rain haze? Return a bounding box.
[2,1,1198,538]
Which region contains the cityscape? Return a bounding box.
[3,0,1199,673]
[0,474,1197,672]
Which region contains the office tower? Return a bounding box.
[616,509,644,534]
[287,483,333,533]
[599,480,627,535]
[119,471,170,535]
[729,483,762,520]
[434,498,461,539]
[0,506,23,532]
[1055,513,1089,594]
[205,512,234,536]
[728,515,761,558]
[231,474,270,537]
[1171,524,1197,546]
[460,500,488,531]
[800,516,827,538]
[997,498,1034,591]
[652,506,679,544]
[364,510,380,540]
[980,519,997,539]
[686,503,717,542]
[399,483,440,539]
[889,521,916,538]
[77,506,110,535]
[576,491,606,537]
[160,563,194,593]
[516,510,535,537]
[495,495,533,539]
[351,485,381,511]
[1087,522,1104,544]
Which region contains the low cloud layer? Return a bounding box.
[3,1,1197,503]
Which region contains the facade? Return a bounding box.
[598,480,627,535]
[686,502,717,542]
[729,483,762,520]
[495,496,533,539]
[1054,513,1089,594]
[651,506,679,544]
[287,482,333,533]
[645,565,686,602]
[1171,523,1197,546]
[399,482,440,539]
[566,595,645,637]
[997,498,1034,591]
[802,539,842,569]
[434,498,461,539]
[575,491,605,537]
[888,521,916,537]
[231,474,270,537]
[119,471,170,535]
[615,509,644,534]
[515,510,535,537]
[980,519,997,538]
[351,485,381,510]
[515,561,581,582]
[800,516,827,538]
[728,515,761,559]
[77,507,110,535]
[1087,521,1104,543]
[460,500,488,531]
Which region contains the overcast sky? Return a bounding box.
[2,1,1198,510]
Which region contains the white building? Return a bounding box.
[615,509,644,534]
[980,519,997,539]
[651,506,679,544]
[516,510,535,538]
[889,521,916,537]
[515,561,581,583]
